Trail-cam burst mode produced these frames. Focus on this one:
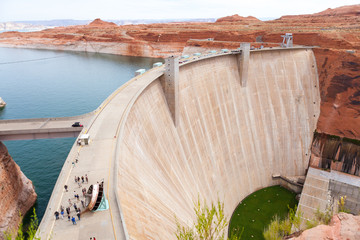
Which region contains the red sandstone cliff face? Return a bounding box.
[0,5,359,140]
[290,212,360,240]
[0,141,37,238]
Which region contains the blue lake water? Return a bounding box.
[0,47,159,221]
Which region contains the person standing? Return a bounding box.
[54,211,59,220]
[77,211,81,221]
[60,209,64,219]
[71,216,76,225]
[66,207,70,215]
[85,174,88,183]
[64,185,68,192]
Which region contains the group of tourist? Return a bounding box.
[54,172,91,226]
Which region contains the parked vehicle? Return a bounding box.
[72,122,83,127]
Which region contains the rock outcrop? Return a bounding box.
[0,5,359,140]
[215,15,261,24]
[88,18,117,27]
[0,141,37,238]
[290,212,360,240]
[309,132,360,176]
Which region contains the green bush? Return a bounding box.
[263,205,302,240]
[175,198,242,240]
[2,209,40,240]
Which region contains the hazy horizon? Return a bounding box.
[0,0,359,22]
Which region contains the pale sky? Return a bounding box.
[0,0,358,22]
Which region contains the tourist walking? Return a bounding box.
[71,216,76,225]
[60,209,64,219]
[68,215,70,221]
[77,211,81,221]
[64,185,68,192]
[81,176,84,183]
[68,198,72,205]
[85,174,88,183]
[54,211,59,220]
[74,203,78,212]
[66,207,70,215]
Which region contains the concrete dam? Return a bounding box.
[35,47,320,239]
[115,48,320,238]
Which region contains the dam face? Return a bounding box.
[116,49,320,239]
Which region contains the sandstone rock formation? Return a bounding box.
[0,5,359,140]
[88,18,117,27]
[215,14,261,24]
[0,141,37,238]
[290,212,360,240]
[309,133,360,176]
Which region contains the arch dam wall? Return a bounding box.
[115,48,320,239]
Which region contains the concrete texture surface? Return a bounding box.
[298,167,360,221]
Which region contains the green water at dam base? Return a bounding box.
[229,185,298,240]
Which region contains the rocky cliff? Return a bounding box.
[290,212,360,240]
[309,133,360,176]
[0,141,37,238]
[0,5,359,140]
